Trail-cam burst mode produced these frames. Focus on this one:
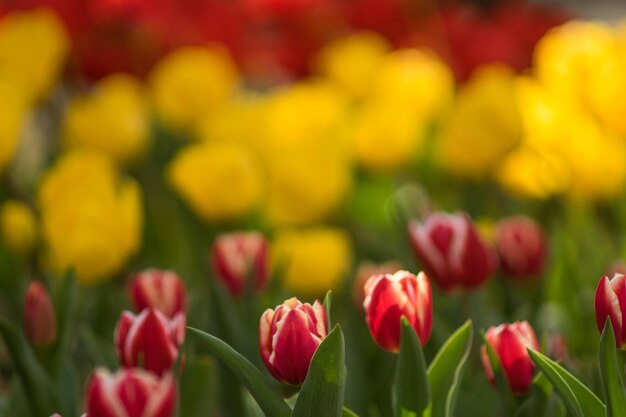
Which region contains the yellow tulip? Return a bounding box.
[273,227,352,297]
[264,81,349,157]
[0,200,37,255]
[349,99,425,172]
[168,141,263,222]
[264,153,351,226]
[371,48,454,120]
[149,46,238,130]
[38,150,143,283]
[195,94,269,154]
[0,8,68,101]
[497,146,570,199]
[315,31,391,97]
[436,65,521,179]
[64,74,150,164]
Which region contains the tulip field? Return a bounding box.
[3,1,626,416]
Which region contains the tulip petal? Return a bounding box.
[496,327,534,392]
[596,275,624,346]
[270,309,321,384]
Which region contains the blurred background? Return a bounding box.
[3,0,626,416]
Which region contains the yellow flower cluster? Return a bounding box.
[64,74,150,164]
[0,8,68,172]
[164,33,453,225]
[437,20,626,200]
[38,150,143,283]
[318,33,454,172]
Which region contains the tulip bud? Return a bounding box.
[495,216,548,279]
[114,308,186,376]
[363,271,433,352]
[408,212,497,291]
[353,260,403,307]
[24,281,57,347]
[129,269,187,318]
[259,298,328,385]
[86,368,175,417]
[480,321,539,393]
[211,231,269,297]
[595,273,626,348]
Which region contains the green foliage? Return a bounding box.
[427,320,473,417]
[528,349,604,417]
[187,327,292,417]
[292,325,347,417]
[599,318,626,417]
[394,318,430,417]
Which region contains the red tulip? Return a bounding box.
[495,216,548,279]
[353,260,403,307]
[259,297,327,385]
[129,269,187,318]
[481,321,539,393]
[114,308,185,376]
[363,270,432,352]
[595,273,626,348]
[408,212,497,291]
[211,231,269,297]
[24,281,57,347]
[86,368,175,417]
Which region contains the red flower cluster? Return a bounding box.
[88,268,187,416]
[2,0,569,82]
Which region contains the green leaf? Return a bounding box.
[527,349,599,417]
[0,320,60,416]
[394,317,430,417]
[187,327,291,417]
[480,331,517,415]
[323,291,333,330]
[292,325,346,417]
[179,356,218,417]
[526,352,579,417]
[50,271,78,376]
[427,320,473,417]
[599,318,626,417]
[342,407,359,417]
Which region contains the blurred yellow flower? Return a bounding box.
[315,31,391,97]
[497,147,570,199]
[195,94,269,153]
[501,75,626,200]
[264,81,349,156]
[260,81,352,225]
[38,150,143,283]
[64,74,150,164]
[371,48,454,120]
[168,141,263,222]
[264,153,351,226]
[436,65,521,179]
[0,201,37,255]
[149,46,238,130]
[273,226,352,296]
[0,79,27,172]
[349,99,425,172]
[0,8,68,101]
[534,21,614,104]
